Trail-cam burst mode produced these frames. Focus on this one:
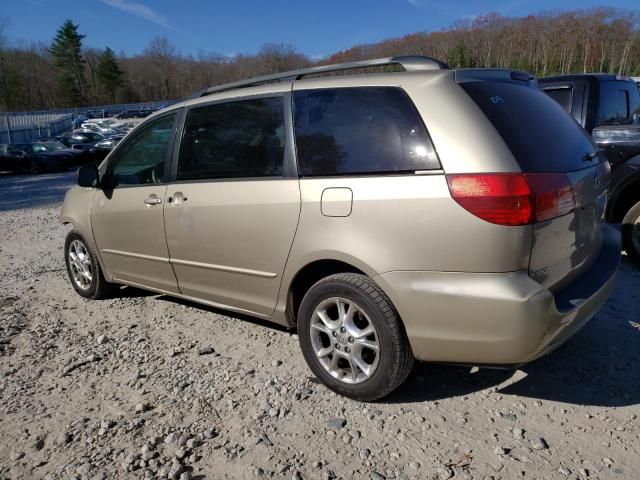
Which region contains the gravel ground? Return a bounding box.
[0,172,639,480]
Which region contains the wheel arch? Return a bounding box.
[608,171,640,223]
[283,257,376,326]
[60,187,109,277]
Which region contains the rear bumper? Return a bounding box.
[374,225,620,365]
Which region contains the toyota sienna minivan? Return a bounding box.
[61,56,620,401]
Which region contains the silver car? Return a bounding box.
[61,56,620,401]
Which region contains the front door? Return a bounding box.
[91,112,180,293]
[163,95,300,315]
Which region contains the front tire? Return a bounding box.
[64,231,112,299]
[622,200,640,266]
[297,273,414,401]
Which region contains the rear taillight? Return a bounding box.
[446,173,575,226]
[525,173,575,222]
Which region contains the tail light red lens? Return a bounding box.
[525,173,575,222]
[446,173,576,226]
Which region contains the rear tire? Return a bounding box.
[622,200,640,266]
[64,231,112,299]
[297,273,414,401]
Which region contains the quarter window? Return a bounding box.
[293,87,439,176]
[543,87,573,113]
[107,113,177,186]
[598,81,630,126]
[178,97,285,180]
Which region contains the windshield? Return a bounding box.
[43,141,65,151]
[73,132,103,142]
[30,143,48,153]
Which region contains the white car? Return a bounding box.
[83,118,137,133]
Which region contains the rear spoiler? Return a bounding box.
[454,69,534,85]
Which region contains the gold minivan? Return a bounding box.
[61,56,619,400]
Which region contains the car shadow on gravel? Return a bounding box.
[107,259,640,408]
[110,285,157,299]
[153,295,292,333]
[386,339,639,408]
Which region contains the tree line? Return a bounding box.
[0,7,639,112]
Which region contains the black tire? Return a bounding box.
[622,200,640,266]
[297,273,414,401]
[64,231,112,299]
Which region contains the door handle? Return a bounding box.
[144,197,162,205]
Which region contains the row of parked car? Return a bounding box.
[1,105,173,174]
[71,105,168,129]
[0,118,134,174]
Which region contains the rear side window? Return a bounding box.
[598,81,629,126]
[293,87,439,176]
[543,87,573,113]
[178,97,285,180]
[461,81,595,172]
[597,81,640,127]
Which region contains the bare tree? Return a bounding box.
[2,8,640,111]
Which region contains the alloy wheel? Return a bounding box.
[309,297,380,384]
[68,240,93,290]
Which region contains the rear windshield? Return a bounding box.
[461,81,596,172]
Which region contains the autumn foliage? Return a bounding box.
[0,7,638,111]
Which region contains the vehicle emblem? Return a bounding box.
[593,173,602,190]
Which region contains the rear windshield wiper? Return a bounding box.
[584,148,605,161]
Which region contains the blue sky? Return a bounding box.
[1,0,637,58]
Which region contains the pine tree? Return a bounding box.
[49,19,87,106]
[447,43,470,68]
[96,47,124,103]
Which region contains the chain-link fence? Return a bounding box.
[0,114,73,144]
[0,100,178,144]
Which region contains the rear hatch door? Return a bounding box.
[459,78,609,291]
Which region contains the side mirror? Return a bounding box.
[77,165,100,188]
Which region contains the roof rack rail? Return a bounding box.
[191,55,449,99]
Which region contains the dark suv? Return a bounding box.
[538,74,640,264]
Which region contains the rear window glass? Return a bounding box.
[293,87,439,176]
[461,81,595,172]
[543,87,573,113]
